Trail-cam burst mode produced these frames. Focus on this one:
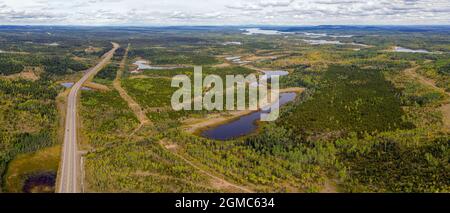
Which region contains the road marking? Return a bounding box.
[57,43,119,193]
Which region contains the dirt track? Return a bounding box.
[113,44,151,127]
[404,67,450,132]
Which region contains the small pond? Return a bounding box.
[393,46,431,53]
[200,92,297,141]
[61,82,91,90]
[133,60,181,70]
[22,172,56,193]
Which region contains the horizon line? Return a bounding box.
[1,24,450,28]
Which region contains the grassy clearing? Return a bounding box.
[121,78,176,108]
[4,146,60,192]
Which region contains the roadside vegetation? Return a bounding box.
[0,28,113,192]
[83,29,450,193]
[1,26,449,192]
[0,78,59,192]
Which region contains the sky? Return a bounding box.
[0,0,449,25]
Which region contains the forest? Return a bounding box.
[0,78,59,192]
[0,26,448,193]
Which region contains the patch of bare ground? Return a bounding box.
[440,104,450,132]
[128,75,151,79]
[242,54,286,62]
[242,64,266,72]
[404,67,450,132]
[183,110,252,133]
[2,67,40,81]
[84,46,102,54]
[320,181,338,193]
[161,141,179,151]
[83,82,110,91]
[146,107,168,113]
[159,140,254,193]
[280,87,305,93]
[129,75,173,80]
[0,51,29,55]
[213,62,231,68]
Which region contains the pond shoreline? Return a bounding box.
[184,87,305,140]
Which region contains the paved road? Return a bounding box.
[58,43,119,193]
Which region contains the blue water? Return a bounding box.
[394,46,430,53]
[201,92,297,141]
[61,82,74,88]
[61,82,91,91]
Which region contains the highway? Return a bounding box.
[57,43,119,193]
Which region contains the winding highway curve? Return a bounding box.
[57,43,119,193]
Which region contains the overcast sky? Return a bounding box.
[0,0,449,25]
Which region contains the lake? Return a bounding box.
[223,41,242,45]
[242,28,293,35]
[133,60,181,70]
[394,46,431,53]
[302,39,343,45]
[225,56,250,64]
[303,39,369,47]
[200,92,297,141]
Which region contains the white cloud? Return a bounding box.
[0,0,448,25]
[226,2,263,11]
[259,0,293,7]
